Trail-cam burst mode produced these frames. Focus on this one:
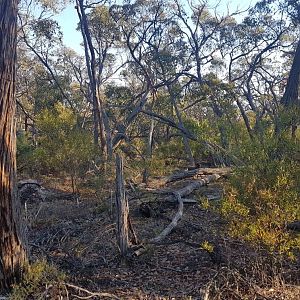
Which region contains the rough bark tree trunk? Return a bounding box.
[0,0,27,291]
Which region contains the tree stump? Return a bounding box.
[115,154,129,257]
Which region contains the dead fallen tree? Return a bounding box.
[150,174,221,244]
[18,180,77,205]
[164,167,231,184]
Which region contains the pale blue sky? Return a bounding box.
[55,0,254,53]
[54,5,83,53]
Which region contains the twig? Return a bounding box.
[64,283,121,300]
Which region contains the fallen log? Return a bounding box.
[175,174,221,197]
[178,198,198,203]
[150,174,221,244]
[165,167,231,184]
[150,192,183,243]
[18,179,41,189]
[18,179,43,205]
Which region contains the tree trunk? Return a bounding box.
[278,38,300,136]
[281,39,300,108]
[115,155,129,257]
[143,118,155,184]
[236,99,253,139]
[0,0,27,291]
[76,0,108,156]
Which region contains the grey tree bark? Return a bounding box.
[115,154,129,257]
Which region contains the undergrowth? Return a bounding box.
[221,134,300,257]
[10,260,66,300]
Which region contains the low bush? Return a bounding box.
[221,134,300,257]
[10,260,66,300]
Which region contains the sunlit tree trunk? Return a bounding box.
[0,0,27,291]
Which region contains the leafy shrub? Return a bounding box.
[33,103,96,186]
[221,135,300,257]
[16,131,35,174]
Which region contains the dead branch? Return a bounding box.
[150,192,183,243]
[150,174,221,244]
[165,167,231,184]
[203,141,244,166]
[176,174,221,197]
[141,109,197,140]
[128,216,139,245]
[64,283,121,300]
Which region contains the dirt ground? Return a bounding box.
[25,177,300,300]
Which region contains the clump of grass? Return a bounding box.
[10,260,66,300]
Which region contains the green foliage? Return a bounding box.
[34,103,95,177]
[183,117,216,143]
[154,139,186,172]
[221,135,300,257]
[10,260,66,300]
[16,132,35,173]
[276,106,300,133]
[33,68,67,112]
[183,116,235,164]
[88,4,120,43]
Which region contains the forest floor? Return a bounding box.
[24,173,300,300]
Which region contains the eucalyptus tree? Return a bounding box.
[0,0,27,291]
[60,48,93,126]
[18,0,77,110]
[279,0,300,108]
[137,0,196,165]
[218,0,297,137]
[172,0,247,149]
[110,0,198,168]
[174,0,223,84]
[272,0,300,136]
[75,0,124,159]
